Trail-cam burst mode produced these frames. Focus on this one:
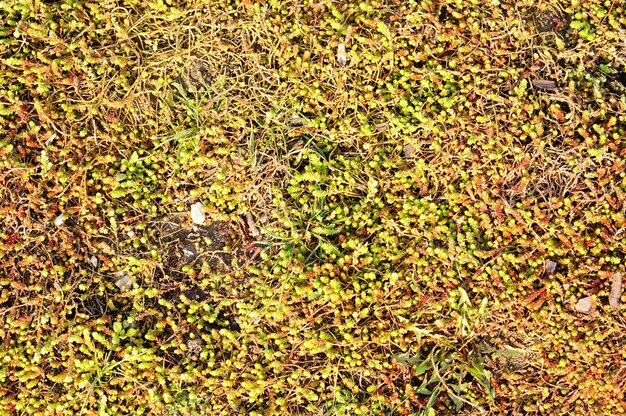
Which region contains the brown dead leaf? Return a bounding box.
[609,272,622,309]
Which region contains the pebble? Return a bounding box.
[337,43,347,66]
[574,296,593,314]
[544,260,557,274]
[54,213,65,226]
[190,202,206,225]
[115,272,134,290]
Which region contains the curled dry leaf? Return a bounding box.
[609,272,622,309]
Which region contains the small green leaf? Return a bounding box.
[415,358,433,376]
[392,353,410,367]
[458,287,471,305]
[451,393,464,410]
[110,189,126,198]
[423,386,441,414]
[599,64,616,74]
[376,21,390,38]
[478,297,488,316]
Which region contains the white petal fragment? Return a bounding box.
[190,202,206,225]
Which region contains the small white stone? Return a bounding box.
[544,260,557,274]
[187,338,203,353]
[54,213,65,226]
[90,255,98,268]
[574,296,593,314]
[337,43,347,66]
[190,202,206,225]
[127,230,135,237]
[290,114,303,126]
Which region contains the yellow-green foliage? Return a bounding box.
[1,0,626,415]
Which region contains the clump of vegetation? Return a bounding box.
[1,0,625,415]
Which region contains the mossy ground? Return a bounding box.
[1,0,626,415]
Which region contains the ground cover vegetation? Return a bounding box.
[1,0,625,414]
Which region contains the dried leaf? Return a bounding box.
[574,296,593,314]
[609,272,622,309]
[246,212,260,237]
[532,79,557,90]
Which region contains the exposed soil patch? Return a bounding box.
[177,58,214,93]
[79,294,108,318]
[534,9,570,36]
[151,214,238,277]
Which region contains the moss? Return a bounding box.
[1,0,626,414]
